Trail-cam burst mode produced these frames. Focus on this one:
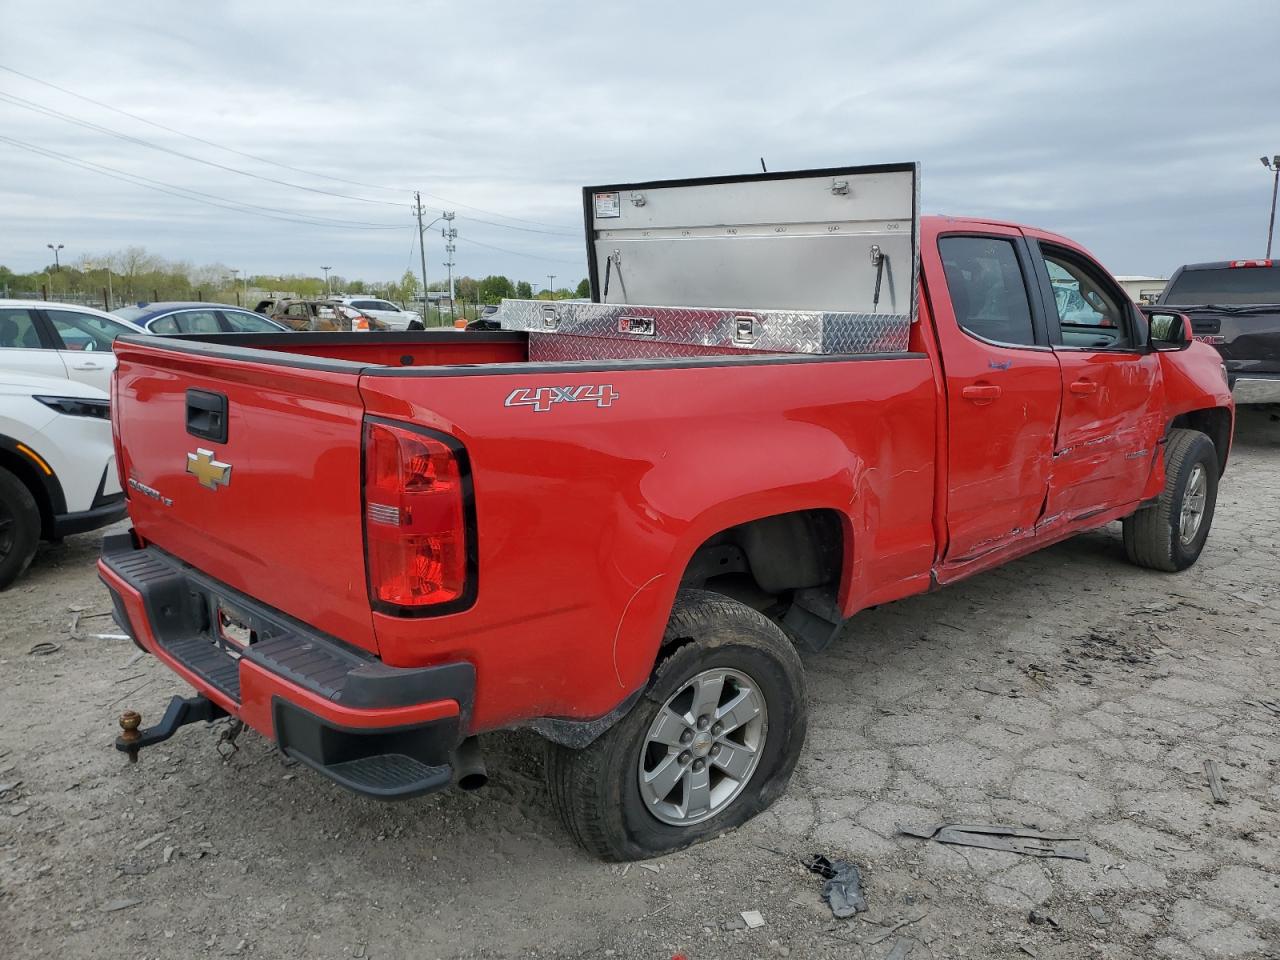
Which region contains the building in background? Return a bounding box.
[1116,275,1168,304]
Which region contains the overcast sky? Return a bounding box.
[2,0,1278,285]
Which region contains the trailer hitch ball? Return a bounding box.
[119,710,142,763]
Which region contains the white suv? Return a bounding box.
[0,372,125,588]
[330,297,424,331]
[0,300,147,393]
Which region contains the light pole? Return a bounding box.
[321,265,332,296]
[47,243,64,271]
[1262,155,1280,259]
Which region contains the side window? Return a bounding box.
[1039,247,1132,349]
[938,237,1037,347]
[220,311,275,332]
[172,311,222,334]
[45,309,132,352]
[0,308,45,349]
[149,316,179,335]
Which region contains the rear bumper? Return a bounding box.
[1231,374,1280,404]
[98,532,474,799]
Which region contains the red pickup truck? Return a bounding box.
[100,164,1233,861]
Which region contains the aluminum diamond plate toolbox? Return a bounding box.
[498,299,910,356]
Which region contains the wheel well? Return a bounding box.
[680,509,843,608]
[0,448,56,538]
[1170,407,1231,475]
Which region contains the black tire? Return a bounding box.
[546,589,807,861]
[0,466,41,590]
[1122,428,1219,572]
[407,320,425,331]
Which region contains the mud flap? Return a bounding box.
[781,588,843,653]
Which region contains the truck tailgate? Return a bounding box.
[112,340,378,654]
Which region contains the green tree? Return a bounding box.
[478,275,515,303]
[455,276,480,303]
[574,278,590,298]
[515,280,533,299]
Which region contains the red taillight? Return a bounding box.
[363,420,473,612]
[1229,259,1273,268]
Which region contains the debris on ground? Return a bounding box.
[863,912,927,945]
[28,641,60,656]
[99,898,141,913]
[897,822,1089,862]
[1027,909,1059,928]
[885,937,915,959]
[805,854,867,918]
[1204,759,1228,804]
[1087,905,1111,926]
[741,909,765,929]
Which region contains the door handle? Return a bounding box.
[70,361,104,370]
[961,384,1002,402]
[1069,379,1097,396]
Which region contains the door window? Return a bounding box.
[0,308,45,349]
[1038,247,1133,349]
[45,309,134,352]
[939,237,1037,346]
[149,316,180,335]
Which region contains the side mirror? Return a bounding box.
[1141,307,1192,351]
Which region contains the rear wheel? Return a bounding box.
[546,589,807,860]
[1122,428,1219,572]
[0,467,40,590]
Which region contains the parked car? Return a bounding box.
[1158,258,1280,405]
[0,372,125,588]
[330,296,424,331]
[99,164,1232,861]
[113,302,290,335]
[264,299,387,332]
[0,300,146,393]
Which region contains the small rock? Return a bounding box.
[741,910,765,929]
[100,898,141,913]
[132,832,165,852]
[1088,906,1111,925]
[722,917,747,931]
[163,846,176,863]
[1028,910,1059,928]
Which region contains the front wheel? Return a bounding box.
[546,590,807,860]
[1122,428,1219,572]
[0,466,41,590]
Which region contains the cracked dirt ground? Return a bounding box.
[1,408,1277,959]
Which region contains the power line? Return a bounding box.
[0,134,405,230]
[455,234,583,267]
[457,214,576,237]
[0,62,582,232]
[0,62,406,194]
[0,90,409,208]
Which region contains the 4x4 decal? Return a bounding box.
[504,384,619,413]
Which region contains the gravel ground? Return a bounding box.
[1,408,1278,960]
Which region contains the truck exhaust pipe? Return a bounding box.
[453,737,487,791]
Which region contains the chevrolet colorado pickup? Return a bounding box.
[1158,258,1280,405]
[100,163,1233,860]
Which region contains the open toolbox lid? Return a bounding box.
[499,162,919,356]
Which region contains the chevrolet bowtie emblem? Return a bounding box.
[186,448,232,491]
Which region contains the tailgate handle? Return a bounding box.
[186,389,228,444]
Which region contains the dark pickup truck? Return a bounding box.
[1159,258,1280,405]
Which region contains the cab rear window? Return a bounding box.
[1163,266,1280,305]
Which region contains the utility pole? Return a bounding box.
[443,222,458,312]
[413,194,455,324]
[547,274,556,299]
[321,265,332,296]
[1262,155,1280,259]
[414,193,430,312]
[47,243,64,271]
